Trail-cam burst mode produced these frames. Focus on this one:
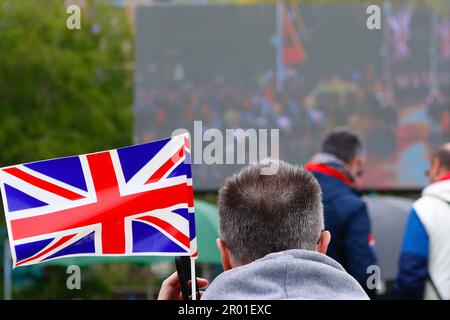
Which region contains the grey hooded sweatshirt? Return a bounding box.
[201,249,369,300]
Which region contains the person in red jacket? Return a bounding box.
[305,128,378,297]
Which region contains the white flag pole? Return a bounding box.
[190,257,196,300]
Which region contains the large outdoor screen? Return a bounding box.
[134,3,450,190]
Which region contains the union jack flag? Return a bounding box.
[388,7,413,61]
[0,134,197,267]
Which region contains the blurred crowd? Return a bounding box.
[136,71,450,188]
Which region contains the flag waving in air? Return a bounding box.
[0,134,196,268]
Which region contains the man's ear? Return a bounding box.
[317,230,331,254]
[429,158,441,182]
[216,238,233,271]
[434,158,444,177]
[349,155,363,178]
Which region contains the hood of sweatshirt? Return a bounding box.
[422,179,450,203]
[201,249,369,300]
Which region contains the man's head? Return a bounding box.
[428,143,450,183]
[216,160,330,270]
[322,127,364,178]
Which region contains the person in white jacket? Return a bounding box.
[395,143,450,300]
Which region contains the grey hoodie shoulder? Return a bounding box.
[201,249,369,300]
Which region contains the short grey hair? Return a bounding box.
[218,160,324,266]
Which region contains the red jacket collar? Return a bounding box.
[304,162,354,187]
[436,172,450,183]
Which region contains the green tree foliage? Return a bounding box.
[0,0,133,228]
[0,0,133,168]
[0,1,139,299]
